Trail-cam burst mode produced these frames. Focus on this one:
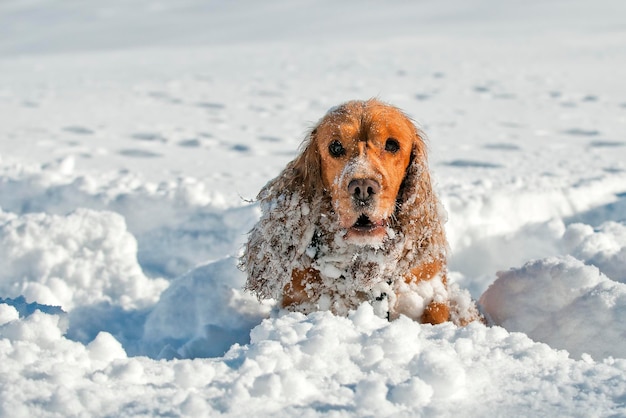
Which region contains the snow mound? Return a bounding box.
[0,162,257,277]
[0,208,168,310]
[171,305,626,416]
[444,173,626,291]
[2,302,626,416]
[143,257,271,359]
[445,174,626,256]
[480,255,626,359]
[0,309,128,417]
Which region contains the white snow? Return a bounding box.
[480,255,626,360]
[1,0,626,416]
[0,208,168,310]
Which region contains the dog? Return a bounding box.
[242,99,479,325]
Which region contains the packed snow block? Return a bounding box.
[480,256,626,359]
[142,257,271,359]
[0,208,168,311]
[86,331,127,367]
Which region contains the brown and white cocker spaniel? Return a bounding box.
[242,99,480,325]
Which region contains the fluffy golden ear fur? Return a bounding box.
[241,99,481,325]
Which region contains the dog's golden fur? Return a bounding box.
[242,99,479,324]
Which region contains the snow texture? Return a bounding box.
[0,208,168,310]
[481,255,626,359]
[1,0,626,415]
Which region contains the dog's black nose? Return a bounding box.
[348,178,380,203]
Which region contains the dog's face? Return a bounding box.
[313,100,417,244]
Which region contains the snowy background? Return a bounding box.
[1,0,626,415]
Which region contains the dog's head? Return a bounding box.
[291,99,428,244]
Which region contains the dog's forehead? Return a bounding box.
[320,101,414,141]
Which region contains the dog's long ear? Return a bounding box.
[258,127,322,201]
[397,128,430,207]
[242,127,322,300]
[285,128,323,198]
[396,127,448,259]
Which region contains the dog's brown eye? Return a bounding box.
[328,140,346,158]
[385,138,400,153]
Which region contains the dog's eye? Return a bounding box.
[385,138,400,153]
[328,140,346,158]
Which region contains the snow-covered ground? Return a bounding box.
[1,0,626,415]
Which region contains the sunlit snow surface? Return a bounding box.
[1,0,626,415]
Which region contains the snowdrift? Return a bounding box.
[2,160,626,416]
